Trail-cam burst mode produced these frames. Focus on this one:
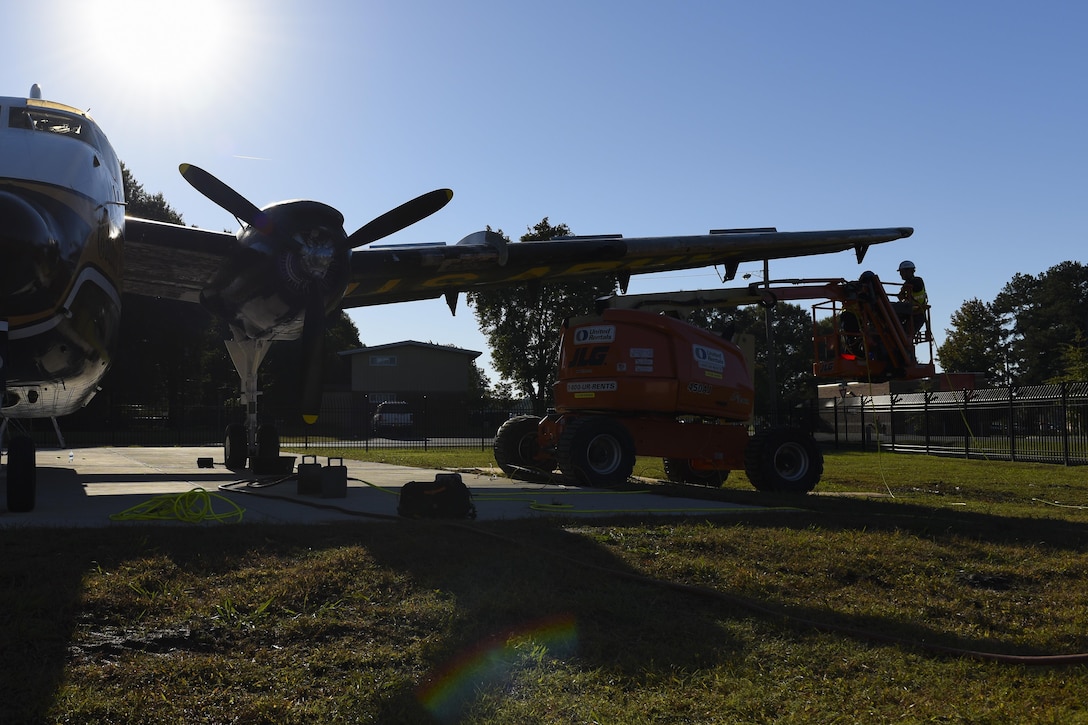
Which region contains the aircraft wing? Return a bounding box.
[123,216,235,302]
[340,226,914,308]
[122,215,911,310]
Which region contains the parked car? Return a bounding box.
[372,401,414,438]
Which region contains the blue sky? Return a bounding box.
[5,1,1086,383]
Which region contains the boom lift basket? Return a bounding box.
[811,275,934,381]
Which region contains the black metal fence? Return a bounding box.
[5,398,526,451]
[818,382,1088,465]
[8,383,1088,467]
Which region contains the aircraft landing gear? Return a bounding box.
[223,335,283,473]
[4,434,36,512]
[253,424,281,473]
[224,423,247,471]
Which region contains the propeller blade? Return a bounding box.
[347,188,453,247]
[0,320,8,394]
[299,289,327,425]
[179,163,265,227]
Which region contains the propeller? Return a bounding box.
[299,288,326,424]
[180,163,452,247]
[178,164,453,425]
[179,163,265,227]
[0,320,8,397]
[346,188,453,247]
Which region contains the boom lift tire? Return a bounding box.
[5,434,36,512]
[744,427,823,494]
[493,415,556,478]
[663,457,730,487]
[557,416,636,488]
[224,423,248,471]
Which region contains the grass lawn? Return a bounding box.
[3,448,1088,723]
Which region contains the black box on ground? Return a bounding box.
[319,457,347,498]
[297,455,322,496]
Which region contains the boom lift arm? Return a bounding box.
[600,272,935,382]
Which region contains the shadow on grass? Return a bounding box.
[0,519,744,723]
[4,486,1088,722]
[653,481,1088,549]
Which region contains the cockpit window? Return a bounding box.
[9,106,87,139]
[7,105,112,160]
[8,108,35,129]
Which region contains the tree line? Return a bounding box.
[937,261,1088,386]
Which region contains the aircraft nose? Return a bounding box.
[0,190,61,315]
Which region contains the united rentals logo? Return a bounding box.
[693,344,725,373]
[573,325,615,344]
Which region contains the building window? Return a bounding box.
[370,355,397,366]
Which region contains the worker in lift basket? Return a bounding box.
[893,260,928,337]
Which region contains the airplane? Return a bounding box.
[0,85,913,511]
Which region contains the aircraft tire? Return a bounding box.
[249,424,283,474]
[663,458,730,487]
[224,424,248,471]
[493,415,555,479]
[256,424,280,461]
[6,435,36,512]
[557,416,635,488]
[744,428,823,494]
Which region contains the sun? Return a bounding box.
[74,0,244,95]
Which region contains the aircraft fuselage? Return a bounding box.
[0,94,125,418]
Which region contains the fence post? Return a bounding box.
[1062,382,1071,466]
[889,394,899,451]
[843,399,849,445]
[859,396,868,451]
[923,391,933,454]
[1008,385,1016,462]
[961,389,973,459]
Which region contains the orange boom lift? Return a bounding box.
[493,273,933,493]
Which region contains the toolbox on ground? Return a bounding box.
[397,473,476,519]
[297,456,347,498]
[320,457,347,498]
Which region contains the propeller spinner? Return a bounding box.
[178,164,453,423]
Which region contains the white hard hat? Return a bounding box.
[898,260,916,272]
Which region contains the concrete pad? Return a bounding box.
[0,446,766,528]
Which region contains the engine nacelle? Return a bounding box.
[200,200,350,339]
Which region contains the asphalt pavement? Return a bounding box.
[0,447,765,528]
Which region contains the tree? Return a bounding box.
[937,298,1006,385]
[122,163,183,223]
[992,262,1088,385]
[1049,331,1088,384]
[468,219,617,415]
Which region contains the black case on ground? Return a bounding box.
[397,473,476,519]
